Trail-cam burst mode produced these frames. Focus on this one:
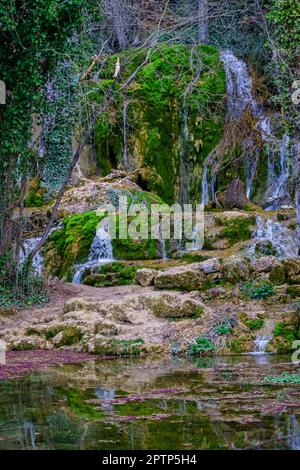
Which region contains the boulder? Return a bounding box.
[215,179,249,210]
[284,258,300,284]
[135,268,158,287]
[194,258,221,274]
[251,256,281,273]
[143,293,204,318]
[154,265,206,290]
[221,256,252,283]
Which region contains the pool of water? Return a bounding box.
[0,354,299,450]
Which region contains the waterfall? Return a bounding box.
[258,116,292,210]
[122,99,129,169]
[220,50,259,120]
[251,320,274,355]
[251,216,298,259]
[179,106,190,205]
[201,50,260,205]
[19,237,44,275]
[201,164,209,206]
[293,140,300,252]
[202,50,292,208]
[72,223,114,284]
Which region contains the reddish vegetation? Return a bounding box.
[0,350,97,380]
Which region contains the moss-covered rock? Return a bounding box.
[93,43,226,204]
[43,211,103,280]
[284,258,300,285]
[154,265,206,291]
[221,256,252,284]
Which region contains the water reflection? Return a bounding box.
[0,355,298,450]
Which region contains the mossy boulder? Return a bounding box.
[93,43,226,204]
[154,265,206,291]
[269,266,287,286]
[135,268,158,287]
[43,211,103,280]
[284,258,300,284]
[221,256,252,284]
[143,293,204,318]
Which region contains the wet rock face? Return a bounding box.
[154,266,206,291]
[215,179,249,210]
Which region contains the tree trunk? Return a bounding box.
[198,0,209,44]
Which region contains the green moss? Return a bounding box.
[245,319,264,330]
[44,326,83,346]
[43,211,104,279]
[274,322,300,342]
[229,338,246,354]
[83,262,139,287]
[243,281,274,299]
[94,338,145,356]
[24,178,47,208]
[269,267,287,285]
[221,217,254,244]
[93,43,226,204]
[286,286,300,298]
[112,214,158,260]
[181,253,207,263]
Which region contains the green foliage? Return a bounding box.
[0,254,48,309]
[43,211,103,279]
[243,281,275,299]
[267,0,300,111]
[83,262,139,287]
[215,323,232,336]
[264,372,300,384]
[222,218,254,244]
[245,319,264,330]
[181,254,207,263]
[188,337,215,355]
[274,322,300,341]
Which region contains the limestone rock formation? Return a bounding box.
[215,179,250,210]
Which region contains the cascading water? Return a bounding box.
[201,164,209,206]
[288,415,300,450]
[220,50,259,120]
[251,216,298,259]
[19,237,44,275]
[251,320,274,355]
[72,223,114,284]
[122,99,129,169]
[259,116,292,210]
[202,50,293,208]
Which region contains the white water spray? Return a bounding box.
[19,237,44,275]
[72,223,114,284]
[251,216,298,259]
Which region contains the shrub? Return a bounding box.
[188,336,215,355]
[243,281,274,299]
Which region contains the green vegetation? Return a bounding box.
[245,319,264,330]
[264,372,300,384]
[83,262,139,287]
[94,338,145,356]
[221,217,255,244]
[43,211,103,279]
[94,43,226,204]
[274,322,300,342]
[188,337,215,355]
[243,281,274,299]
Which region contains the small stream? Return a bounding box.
[0,354,299,450]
